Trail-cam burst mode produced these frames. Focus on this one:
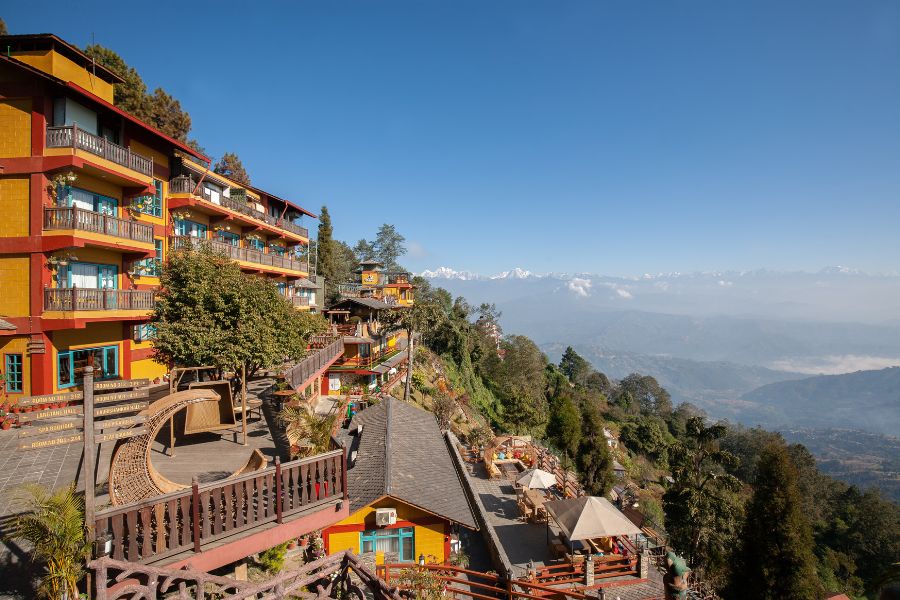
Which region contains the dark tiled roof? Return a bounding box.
[344,398,476,529]
[331,297,395,311]
[0,318,15,331]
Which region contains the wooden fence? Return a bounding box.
[44,288,156,311]
[93,449,345,564]
[44,207,154,243]
[46,125,153,176]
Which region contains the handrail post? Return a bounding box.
[191,477,201,553]
[275,457,283,524]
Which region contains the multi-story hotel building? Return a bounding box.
[0,33,318,398]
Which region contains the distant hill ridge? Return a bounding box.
[740,367,900,435]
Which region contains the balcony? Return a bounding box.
[169,177,309,238]
[44,288,156,312]
[44,207,154,245]
[171,236,308,275]
[290,296,310,307]
[46,126,154,177]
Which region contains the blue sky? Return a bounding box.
[6,1,900,276]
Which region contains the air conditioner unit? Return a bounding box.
[375,508,397,527]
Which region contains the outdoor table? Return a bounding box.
[272,389,297,411]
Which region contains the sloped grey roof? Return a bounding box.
[343,398,476,529]
[332,297,394,311]
[0,318,15,331]
[294,278,320,289]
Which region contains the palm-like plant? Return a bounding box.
[278,406,335,458]
[10,484,91,599]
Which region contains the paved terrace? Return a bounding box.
[460,456,666,599]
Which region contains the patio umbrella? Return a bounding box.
[544,496,642,541]
[516,468,557,489]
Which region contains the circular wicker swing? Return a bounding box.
[107,389,267,505]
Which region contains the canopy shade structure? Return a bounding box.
[516,468,557,489]
[545,496,642,541]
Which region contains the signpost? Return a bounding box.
[82,367,97,551]
[18,421,79,438]
[19,433,85,451]
[93,389,149,404]
[17,391,83,406]
[93,402,149,417]
[96,427,147,443]
[17,406,83,421]
[93,415,146,432]
[92,378,149,391]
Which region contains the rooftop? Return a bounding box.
[338,398,477,529]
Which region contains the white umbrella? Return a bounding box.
[516,468,557,489]
[544,496,642,541]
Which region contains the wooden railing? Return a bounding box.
[92,551,402,600]
[94,449,345,564]
[46,125,153,177]
[44,288,156,311]
[171,235,307,273]
[335,340,407,370]
[290,296,310,307]
[169,177,310,238]
[283,337,344,390]
[43,207,154,243]
[378,563,590,600]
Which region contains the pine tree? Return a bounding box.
[83,44,149,119]
[728,443,821,600]
[559,346,591,385]
[576,398,615,496]
[145,88,191,141]
[546,394,582,468]
[213,152,250,185]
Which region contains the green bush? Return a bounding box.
[257,542,290,574]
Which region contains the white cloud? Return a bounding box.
[718,280,733,287]
[615,288,634,299]
[567,277,592,297]
[769,355,900,375]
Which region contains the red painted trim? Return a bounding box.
[31,95,45,155]
[165,501,349,572]
[121,326,132,379]
[30,333,52,395]
[30,173,45,237]
[444,535,451,562]
[130,347,155,361]
[29,254,44,320]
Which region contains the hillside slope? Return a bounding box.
[740,367,900,435]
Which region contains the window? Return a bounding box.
[269,244,286,257]
[175,220,208,239]
[276,282,287,296]
[58,345,118,388]
[360,527,414,561]
[216,231,240,247]
[247,237,265,251]
[133,239,162,277]
[133,324,157,342]
[58,186,117,215]
[133,180,163,217]
[60,262,118,289]
[4,354,23,393]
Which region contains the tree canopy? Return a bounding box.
[213,152,250,185]
[354,224,407,270]
[152,244,325,376]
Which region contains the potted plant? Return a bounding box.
[1,419,10,431]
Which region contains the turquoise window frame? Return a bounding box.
[175,220,208,238]
[133,179,163,217]
[247,238,265,251]
[134,239,163,276]
[359,527,414,561]
[57,345,119,389]
[134,324,157,342]
[58,185,118,215]
[4,353,23,393]
[216,231,240,246]
[60,262,118,289]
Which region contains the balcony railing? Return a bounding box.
[44,288,156,311]
[93,449,345,564]
[171,236,307,273]
[46,126,153,177]
[43,207,154,244]
[169,177,310,238]
[335,339,408,370]
[284,336,344,390]
[290,296,310,307]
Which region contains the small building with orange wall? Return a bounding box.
[323,398,476,564]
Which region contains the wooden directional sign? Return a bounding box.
[93,401,148,417]
[94,389,149,404]
[19,432,84,451]
[96,427,146,443]
[17,406,84,422]
[18,421,80,438]
[17,391,83,407]
[92,378,149,391]
[94,415,147,432]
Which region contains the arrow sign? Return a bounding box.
[94,389,149,404]
[19,432,84,451]
[18,391,84,407]
[96,427,147,443]
[94,415,147,432]
[19,422,80,438]
[17,406,84,422]
[93,402,148,417]
[93,378,150,391]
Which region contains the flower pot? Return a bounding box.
[12,407,20,414]
[287,541,297,550]
[1,422,10,431]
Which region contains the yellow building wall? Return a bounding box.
[12,50,114,103]
[130,356,167,381]
[0,98,31,158]
[50,322,125,392]
[0,257,31,318]
[0,176,31,237]
[0,336,32,398]
[326,497,449,563]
